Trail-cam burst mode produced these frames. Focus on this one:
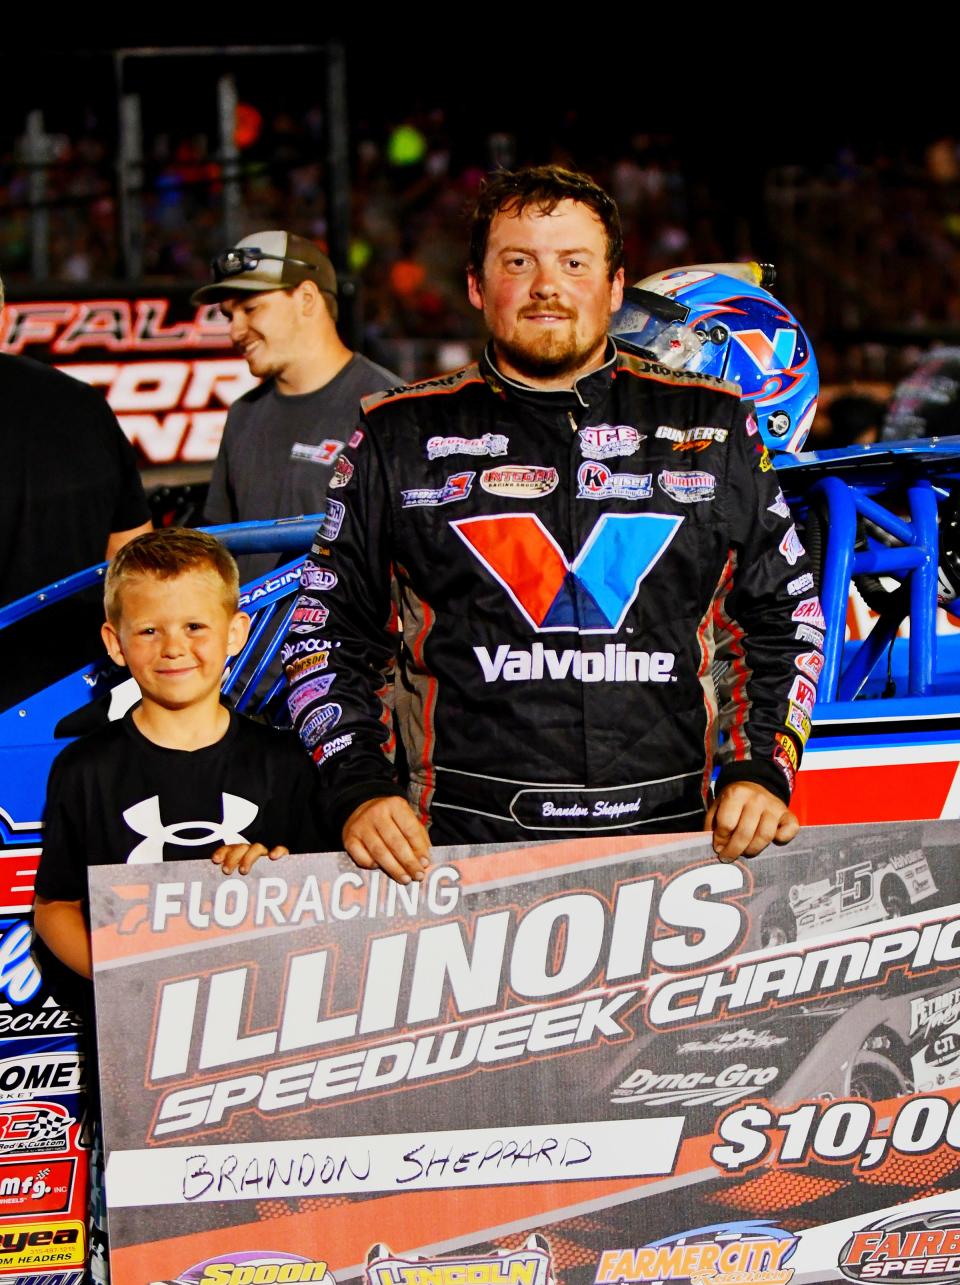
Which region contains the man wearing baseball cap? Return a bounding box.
[195,230,398,578]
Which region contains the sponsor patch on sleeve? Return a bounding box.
[791,596,826,630]
[795,622,825,648]
[795,650,824,683]
[786,701,812,743]
[329,456,354,489]
[768,488,792,519]
[300,703,343,748]
[290,597,330,634]
[312,731,354,764]
[301,566,338,592]
[773,744,797,792]
[779,524,806,566]
[319,499,346,542]
[787,571,814,596]
[789,674,817,715]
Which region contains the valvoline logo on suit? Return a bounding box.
[451,513,683,634]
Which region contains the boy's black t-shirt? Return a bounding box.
[34,706,332,1116]
[36,707,331,903]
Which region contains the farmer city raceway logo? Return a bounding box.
[151,1250,337,1285]
[840,1209,960,1281]
[366,1236,556,1285]
[593,1221,796,1285]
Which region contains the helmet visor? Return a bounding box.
[611,287,714,372]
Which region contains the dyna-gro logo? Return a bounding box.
[451,513,683,634]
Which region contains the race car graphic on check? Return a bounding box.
[760,834,937,946]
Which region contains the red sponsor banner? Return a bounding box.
[0,855,38,915]
[0,293,255,464]
[0,1158,76,1217]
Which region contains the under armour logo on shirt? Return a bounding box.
[122,793,259,863]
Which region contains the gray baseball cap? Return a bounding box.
[192,230,338,312]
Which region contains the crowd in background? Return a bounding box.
[3,75,960,448]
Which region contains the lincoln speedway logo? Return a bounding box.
[451,512,683,633]
[156,1251,336,1285]
[595,1221,796,1284]
[122,793,258,863]
[367,1237,556,1285]
[840,1210,960,1281]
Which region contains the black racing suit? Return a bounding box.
[283,341,820,843]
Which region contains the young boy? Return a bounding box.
[33,528,330,1281]
[35,527,329,957]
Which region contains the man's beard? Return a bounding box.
[494,314,609,383]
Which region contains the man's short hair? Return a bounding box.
[468,165,624,281]
[104,528,240,624]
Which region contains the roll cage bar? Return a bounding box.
[2,436,959,726]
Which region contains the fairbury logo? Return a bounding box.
[577,462,652,501]
[452,512,683,633]
[840,1210,960,1281]
[123,793,259,863]
[580,424,643,460]
[474,642,675,684]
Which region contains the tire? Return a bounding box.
[848,1050,910,1101]
[880,878,909,921]
[761,904,795,947]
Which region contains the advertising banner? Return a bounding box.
[91,821,960,1284]
[0,291,254,465]
[0,900,88,1285]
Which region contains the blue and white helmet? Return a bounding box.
[611,262,819,453]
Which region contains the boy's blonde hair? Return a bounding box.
[104,528,240,625]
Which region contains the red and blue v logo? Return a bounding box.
[451,512,683,633]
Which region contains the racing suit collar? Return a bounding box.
[480,339,618,410]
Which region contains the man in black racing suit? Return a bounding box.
[283,166,820,881]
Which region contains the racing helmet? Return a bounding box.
[610,262,819,453]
